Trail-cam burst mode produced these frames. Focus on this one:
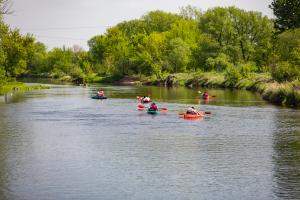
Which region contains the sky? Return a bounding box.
[4,0,273,50]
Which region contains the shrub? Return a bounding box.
[225,66,241,87]
[239,62,257,78]
[272,61,299,82]
[206,53,233,72]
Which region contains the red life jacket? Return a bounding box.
[150,105,158,110]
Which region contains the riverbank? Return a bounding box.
[0,82,49,95]
[22,72,300,107]
[113,72,300,108]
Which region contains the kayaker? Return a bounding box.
[143,96,151,103]
[97,90,104,97]
[202,91,209,100]
[149,102,158,111]
[186,106,197,115]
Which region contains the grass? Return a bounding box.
[138,72,300,107]
[0,81,49,95]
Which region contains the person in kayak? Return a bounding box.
[97,90,104,97]
[142,96,151,103]
[149,102,158,111]
[186,106,197,115]
[202,91,209,100]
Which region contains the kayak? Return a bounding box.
[91,96,107,99]
[147,109,158,115]
[183,113,203,119]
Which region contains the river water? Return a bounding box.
[0,84,299,200]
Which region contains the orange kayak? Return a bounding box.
[183,112,204,119]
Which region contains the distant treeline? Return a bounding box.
[1,1,300,85]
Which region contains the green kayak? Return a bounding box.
[147,109,158,115]
[91,96,107,99]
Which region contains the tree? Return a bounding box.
[1,30,35,77]
[46,47,76,77]
[270,0,300,32]
[272,28,300,81]
[199,7,273,68]
[105,27,131,75]
[165,38,190,73]
[0,0,12,15]
[88,35,107,64]
[142,10,182,33]
[179,5,202,20]
[27,42,47,74]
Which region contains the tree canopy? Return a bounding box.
[270,0,300,32]
[1,6,299,83]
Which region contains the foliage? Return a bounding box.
[165,38,190,73]
[225,65,242,87]
[206,53,233,72]
[273,29,300,81]
[199,7,273,68]
[239,62,257,78]
[270,0,300,32]
[271,61,299,82]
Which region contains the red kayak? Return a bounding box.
[183,112,204,119]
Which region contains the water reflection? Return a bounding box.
[273,110,300,199]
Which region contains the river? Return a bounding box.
[0,84,299,200]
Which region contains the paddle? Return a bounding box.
[137,104,168,111]
[178,111,211,115]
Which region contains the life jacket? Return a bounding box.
[150,104,158,111]
[203,93,209,99]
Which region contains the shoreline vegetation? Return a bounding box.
[106,72,300,107]
[0,81,49,95]
[1,1,300,107]
[21,71,300,108]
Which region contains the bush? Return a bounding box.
[206,53,233,72]
[239,62,257,78]
[272,61,299,82]
[224,66,241,87]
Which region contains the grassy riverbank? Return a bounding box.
[20,72,300,107]
[125,72,300,107]
[0,82,49,95]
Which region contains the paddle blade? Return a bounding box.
[159,108,168,110]
[159,108,168,112]
[178,112,185,115]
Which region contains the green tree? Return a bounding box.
[142,10,182,33]
[27,42,47,74]
[165,38,191,73]
[88,35,107,64]
[270,0,300,32]
[46,47,76,77]
[1,30,35,77]
[272,28,300,81]
[199,7,273,68]
[105,27,131,75]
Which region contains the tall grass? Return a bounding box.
[0,82,49,95]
